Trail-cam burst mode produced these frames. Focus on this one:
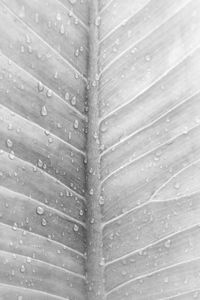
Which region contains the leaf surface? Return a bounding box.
[0,0,88,299]
[1,0,200,300]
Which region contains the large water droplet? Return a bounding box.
[36,206,44,215]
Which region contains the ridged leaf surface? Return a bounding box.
[1,0,200,300]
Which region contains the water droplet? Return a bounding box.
[73,119,79,129]
[41,105,48,116]
[41,218,47,226]
[174,182,180,189]
[164,239,171,248]
[60,24,65,34]
[71,96,76,106]
[37,159,43,168]
[20,264,25,273]
[95,16,101,26]
[75,49,79,57]
[6,139,13,148]
[65,92,70,101]
[74,224,79,232]
[37,81,44,92]
[145,54,151,61]
[9,151,15,160]
[46,89,52,98]
[99,196,104,205]
[36,206,44,215]
[89,188,94,195]
[79,209,84,216]
[56,12,61,21]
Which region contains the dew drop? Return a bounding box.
[41,105,48,116]
[145,54,151,61]
[174,182,180,189]
[71,96,76,106]
[65,92,70,101]
[37,159,43,168]
[36,206,44,215]
[73,119,79,129]
[89,188,94,195]
[46,89,53,98]
[56,12,61,21]
[75,49,79,57]
[9,151,15,160]
[74,224,79,232]
[164,239,171,248]
[41,218,47,226]
[95,16,101,26]
[37,81,44,92]
[6,139,13,148]
[60,24,65,35]
[99,196,104,205]
[20,264,25,273]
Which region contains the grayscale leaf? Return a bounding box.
[0,0,200,300]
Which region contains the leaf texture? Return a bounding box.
[98,0,200,299]
[0,0,88,299]
[1,0,200,300]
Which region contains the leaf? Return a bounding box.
[0,0,88,299]
[0,0,200,300]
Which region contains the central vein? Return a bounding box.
[85,1,105,300]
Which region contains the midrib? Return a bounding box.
[86,1,105,300]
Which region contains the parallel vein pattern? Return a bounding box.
[0,0,88,299]
[99,0,200,299]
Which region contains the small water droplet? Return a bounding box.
[145,54,151,61]
[56,12,61,21]
[36,206,44,215]
[6,139,13,148]
[9,151,15,160]
[41,218,47,226]
[73,119,79,129]
[41,105,48,116]
[71,96,76,106]
[99,196,104,205]
[37,159,43,168]
[60,24,65,34]
[89,188,94,195]
[37,81,44,92]
[46,89,53,98]
[95,16,101,26]
[75,49,79,57]
[74,224,79,232]
[20,264,25,273]
[65,92,70,101]
[164,239,171,248]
